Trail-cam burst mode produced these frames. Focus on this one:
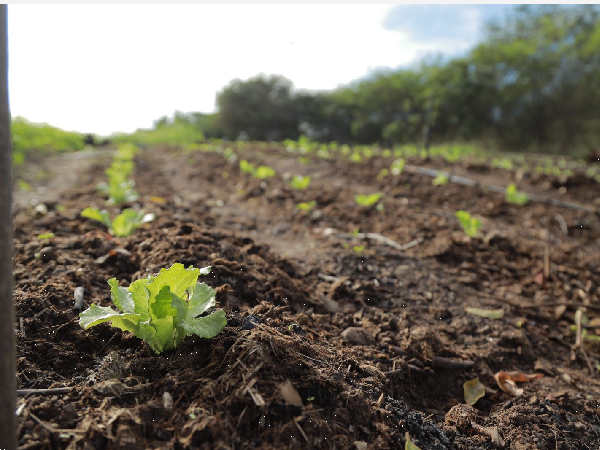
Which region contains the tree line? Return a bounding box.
[161,5,600,155]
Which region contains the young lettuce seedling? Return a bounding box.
[290,175,311,190]
[456,210,482,238]
[505,183,529,205]
[81,207,154,237]
[432,173,449,186]
[239,159,255,174]
[252,166,276,179]
[79,263,227,354]
[355,193,383,207]
[391,158,405,175]
[296,200,316,211]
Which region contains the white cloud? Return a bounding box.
[7,4,470,135]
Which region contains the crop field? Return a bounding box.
[11,140,600,449]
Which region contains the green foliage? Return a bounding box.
[252,166,276,179]
[505,183,529,205]
[11,117,85,165]
[112,113,206,147]
[17,180,32,192]
[432,173,449,186]
[81,207,154,237]
[353,245,365,254]
[239,160,255,174]
[355,193,383,207]
[391,158,405,175]
[207,6,600,154]
[296,201,316,211]
[377,168,389,180]
[290,175,311,190]
[456,211,482,237]
[36,233,55,240]
[79,263,226,354]
[97,144,140,205]
[216,75,299,141]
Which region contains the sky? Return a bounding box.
[7,4,513,136]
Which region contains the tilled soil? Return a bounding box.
[11,144,600,450]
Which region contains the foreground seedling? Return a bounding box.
[79,263,226,354]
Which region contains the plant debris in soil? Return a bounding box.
[11,144,600,450]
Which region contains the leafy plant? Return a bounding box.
[349,152,362,163]
[355,193,383,207]
[252,166,276,179]
[456,210,482,237]
[79,263,226,354]
[391,158,405,175]
[377,168,389,180]
[37,232,54,240]
[81,207,154,237]
[239,159,255,174]
[296,201,316,211]
[97,156,139,205]
[290,175,311,190]
[432,173,449,186]
[353,245,365,254]
[505,183,529,205]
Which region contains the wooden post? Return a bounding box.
[0,4,16,448]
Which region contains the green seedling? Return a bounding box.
[79,263,226,354]
[505,183,529,205]
[570,312,600,342]
[252,166,276,179]
[353,245,365,254]
[377,168,389,181]
[456,211,482,237]
[37,232,54,240]
[355,193,382,207]
[296,201,316,211]
[239,159,255,174]
[17,180,32,192]
[290,175,311,190]
[81,207,154,237]
[391,158,405,175]
[432,173,449,186]
[349,152,362,163]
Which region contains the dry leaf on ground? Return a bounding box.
[463,378,486,405]
[494,370,544,396]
